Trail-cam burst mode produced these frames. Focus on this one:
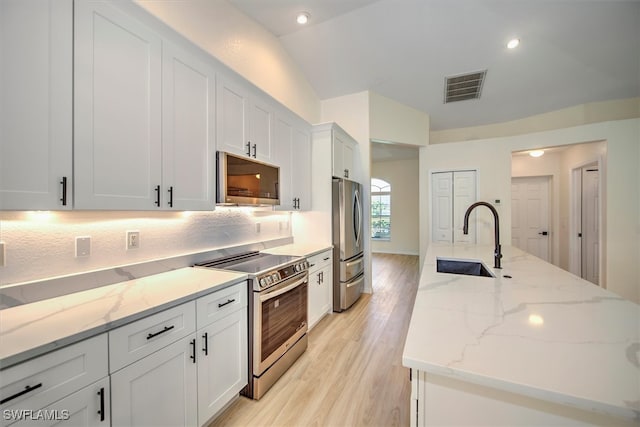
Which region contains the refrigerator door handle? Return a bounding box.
[354,188,362,248]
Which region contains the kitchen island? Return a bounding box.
[403,244,639,426]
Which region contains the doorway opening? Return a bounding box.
[511,140,606,285]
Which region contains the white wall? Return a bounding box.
[135,0,320,124]
[371,159,419,255]
[0,209,291,285]
[369,92,430,147]
[422,119,640,303]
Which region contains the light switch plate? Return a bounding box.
[75,236,91,257]
[0,242,5,267]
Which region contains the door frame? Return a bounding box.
[569,157,605,287]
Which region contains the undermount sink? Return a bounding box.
[436,258,495,278]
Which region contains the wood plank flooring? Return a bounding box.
[208,253,420,427]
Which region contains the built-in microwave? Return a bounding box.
[217,152,280,206]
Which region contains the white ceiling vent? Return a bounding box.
[444,70,487,103]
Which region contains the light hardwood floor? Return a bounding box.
[208,253,420,427]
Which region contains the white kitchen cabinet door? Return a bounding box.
[249,97,274,162]
[332,127,356,181]
[162,41,216,210]
[273,115,295,210]
[197,308,248,425]
[10,378,111,427]
[216,75,250,158]
[0,0,72,210]
[74,0,162,210]
[291,125,312,211]
[307,250,333,329]
[111,335,198,427]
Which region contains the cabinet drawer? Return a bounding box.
[109,301,196,373]
[196,281,247,329]
[0,334,107,423]
[308,250,333,272]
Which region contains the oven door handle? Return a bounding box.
[259,277,307,302]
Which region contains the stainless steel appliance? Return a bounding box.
[217,152,280,206]
[195,252,309,400]
[332,178,365,312]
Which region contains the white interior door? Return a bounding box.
[453,171,477,243]
[582,166,599,285]
[511,176,550,262]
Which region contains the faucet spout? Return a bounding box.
[462,201,502,269]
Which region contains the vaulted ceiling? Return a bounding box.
[230,0,640,131]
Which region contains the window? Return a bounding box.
[371,178,391,240]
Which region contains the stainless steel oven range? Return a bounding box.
[195,251,309,400]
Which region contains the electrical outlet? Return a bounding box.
[255,223,261,233]
[75,236,91,257]
[126,231,140,250]
[0,242,5,267]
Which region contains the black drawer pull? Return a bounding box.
[60,177,68,206]
[97,387,105,422]
[190,339,196,363]
[146,325,174,340]
[323,257,330,261]
[218,299,235,308]
[1,383,43,405]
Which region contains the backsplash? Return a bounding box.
[0,208,292,286]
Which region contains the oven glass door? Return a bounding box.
[255,272,308,375]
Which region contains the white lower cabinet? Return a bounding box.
[109,282,248,426]
[196,308,247,425]
[110,334,198,427]
[307,250,333,328]
[0,334,108,427]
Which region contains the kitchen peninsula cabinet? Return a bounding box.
[216,74,275,163]
[0,0,73,210]
[74,0,215,210]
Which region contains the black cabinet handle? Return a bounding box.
[168,186,174,208]
[538,231,548,236]
[252,143,257,158]
[344,169,349,178]
[60,177,68,206]
[202,332,209,356]
[97,387,105,422]
[218,298,235,308]
[190,338,196,363]
[320,271,324,284]
[323,257,330,261]
[146,325,174,340]
[1,383,43,405]
[317,272,321,285]
[246,141,251,156]
[154,185,160,207]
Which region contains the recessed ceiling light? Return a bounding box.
[529,150,544,158]
[507,38,520,49]
[296,12,310,25]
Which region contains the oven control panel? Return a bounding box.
[258,260,309,289]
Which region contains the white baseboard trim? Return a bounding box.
[372,249,419,256]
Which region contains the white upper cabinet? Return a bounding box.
[74,0,162,210]
[273,111,311,211]
[217,74,274,163]
[74,1,216,210]
[0,0,73,210]
[332,126,357,181]
[162,41,216,210]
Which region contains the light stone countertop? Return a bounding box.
[402,243,640,422]
[0,267,247,369]
[263,242,333,257]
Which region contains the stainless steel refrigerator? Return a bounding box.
[332,178,365,312]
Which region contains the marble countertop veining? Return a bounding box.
[402,243,640,421]
[0,267,247,369]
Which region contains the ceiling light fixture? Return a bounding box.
[296,12,309,25]
[529,150,544,158]
[507,38,520,49]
